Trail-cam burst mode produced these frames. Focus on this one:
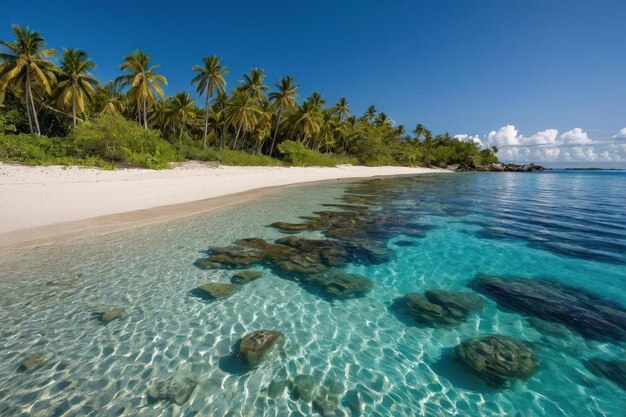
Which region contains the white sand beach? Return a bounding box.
[0,162,447,246]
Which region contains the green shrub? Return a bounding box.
[218,149,284,166]
[70,113,181,169]
[278,140,357,166]
[0,133,114,168]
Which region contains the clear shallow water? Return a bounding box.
[0,171,625,417]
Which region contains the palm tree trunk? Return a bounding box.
[23,71,34,134]
[203,90,210,148]
[179,114,185,146]
[72,93,77,128]
[269,106,283,156]
[137,101,142,126]
[29,87,41,136]
[143,98,148,129]
[232,121,243,150]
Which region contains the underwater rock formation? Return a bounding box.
[401,290,485,326]
[455,335,537,388]
[197,283,240,299]
[470,275,626,342]
[147,376,197,405]
[231,270,263,284]
[238,330,284,366]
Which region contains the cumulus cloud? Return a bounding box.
[613,128,626,138]
[455,125,626,163]
[559,128,592,144]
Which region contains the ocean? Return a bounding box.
[0,170,624,416]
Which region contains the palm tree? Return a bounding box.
[225,89,260,150]
[413,123,432,146]
[169,91,196,144]
[116,50,167,129]
[0,25,57,135]
[192,55,228,147]
[293,102,322,147]
[306,92,325,109]
[239,68,268,102]
[363,105,376,122]
[97,81,126,114]
[268,75,299,155]
[375,112,391,127]
[56,48,97,128]
[331,97,350,121]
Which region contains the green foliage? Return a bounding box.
[70,113,181,168]
[0,112,17,134]
[218,149,283,166]
[0,133,114,168]
[278,140,358,167]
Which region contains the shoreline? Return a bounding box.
[0,162,448,249]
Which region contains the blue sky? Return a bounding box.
[3,0,626,163]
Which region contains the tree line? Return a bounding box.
[0,24,498,168]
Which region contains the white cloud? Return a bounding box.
[455,125,626,163]
[613,128,626,138]
[486,125,520,147]
[559,128,592,144]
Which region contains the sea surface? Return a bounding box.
[0,170,625,417]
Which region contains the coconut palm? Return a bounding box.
[56,48,97,128]
[0,25,57,135]
[192,55,228,146]
[363,105,377,122]
[268,75,299,155]
[331,97,350,121]
[305,92,325,109]
[293,102,322,147]
[239,68,268,102]
[116,50,167,129]
[374,112,391,127]
[97,81,126,114]
[169,91,196,143]
[225,89,260,150]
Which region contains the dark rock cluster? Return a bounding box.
[398,290,485,326]
[448,163,548,172]
[470,275,626,342]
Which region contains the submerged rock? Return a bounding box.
[20,352,48,372]
[271,222,311,233]
[263,380,287,399]
[291,374,316,402]
[238,330,284,366]
[197,283,240,299]
[147,376,197,405]
[455,335,537,388]
[402,290,485,326]
[394,240,415,247]
[470,275,626,342]
[305,270,374,299]
[98,309,125,324]
[231,270,263,284]
[527,317,571,339]
[584,358,626,391]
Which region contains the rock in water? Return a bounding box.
[98,309,125,324]
[231,270,263,284]
[147,377,197,405]
[305,270,373,299]
[21,352,48,372]
[527,317,571,339]
[197,283,240,299]
[584,358,626,391]
[291,374,316,402]
[470,275,626,342]
[402,290,485,326]
[238,330,284,366]
[455,335,537,388]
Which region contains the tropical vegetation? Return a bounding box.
[0,24,499,169]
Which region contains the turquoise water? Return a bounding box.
[0,171,625,416]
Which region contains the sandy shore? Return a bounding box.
[0,162,447,247]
